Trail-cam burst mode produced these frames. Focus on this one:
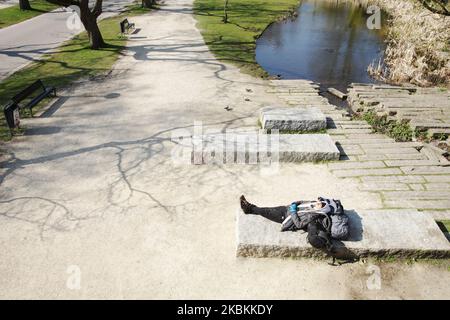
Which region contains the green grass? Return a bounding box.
[0,1,150,140]
[194,0,299,78]
[355,110,414,142]
[437,220,450,234]
[0,0,59,29]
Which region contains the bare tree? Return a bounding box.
[46,0,105,49]
[19,0,32,10]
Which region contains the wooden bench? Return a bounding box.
[11,79,56,117]
[3,102,21,135]
[120,18,135,34]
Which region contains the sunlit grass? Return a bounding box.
[193,0,299,78]
[0,0,59,29]
[0,1,150,140]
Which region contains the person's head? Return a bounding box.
[314,200,324,209]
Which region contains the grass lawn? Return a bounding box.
[0,2,150,140]
[437,220,450,234]
[0,0,60,29]
[194,0,299,78]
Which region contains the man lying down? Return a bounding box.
[240,195,350,252]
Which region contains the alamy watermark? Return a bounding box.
[366,5,382,30]
[64,5,83,31]
[171,121,280,175]
[366,264,381,290]
[66,264,81,290]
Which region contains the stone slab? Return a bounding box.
[190,133,340,164]
[259,106,326,131]
[236,209,450,259]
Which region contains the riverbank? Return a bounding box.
[367,0,450,87]
[194,0,449,87]
[193,0,299,78]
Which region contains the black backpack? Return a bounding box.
[306,220,333,252]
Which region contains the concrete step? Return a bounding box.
[236,209,450,259]
[259,106,326,131]
[191,133,340,164]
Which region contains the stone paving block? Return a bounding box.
[424,175,450,182]
[409,184,425,191]
[357,154,389,161]
[328,129,373,135]
[361,175,426,183]
[190,133,339,164]
[328,161,385,170]
[236,209,450,259]
[384,160,443,167]
[259,106,326,131]
[336,138,394,145]
[384,153,428,160]
[401,166,450,175]
[382,190,450,200]
[384,199,450,210]
[422,210,450,220]
[332,168,402,178]
[359,182,410,191]
[361,142,422,150]
[425,183,450,190]
[365,148,420,155]
[278,134,340,162]
[345,134,390,139]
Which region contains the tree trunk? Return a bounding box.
[19,0,32,10]
[223,0,229,23]
[142,0,156,8]
[79,6,105,49]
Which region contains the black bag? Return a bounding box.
[306,220,333,251]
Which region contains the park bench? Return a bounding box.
[3,102,21,135]
[120,18,135,34]
[10,79,56,117]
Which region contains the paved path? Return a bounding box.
[0,0,134,81]
[0,0,449,299]
[0,0,17,9]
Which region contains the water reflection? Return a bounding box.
[256,0,387,89]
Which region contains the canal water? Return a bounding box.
[256,0,387,90]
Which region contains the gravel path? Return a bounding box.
[0,0,448,299]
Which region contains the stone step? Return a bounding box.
[236,209,450,259]
[328,128,373,135]
[400,166,450,175]
[328,160,386,170]
[332,168,402,177]
[358,153,427,161]
[361,175,426,183]
[358,182,410,191]
[384,199,450,210]
[259,106,326,131]
[429,128,450,137]
[410,122,450,130]
[382,190,450,200]
[384,160,444,167]
[191,133,340,164]
[425,183,450,190]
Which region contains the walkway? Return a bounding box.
[0,0,134,81]
[0,0,448,299]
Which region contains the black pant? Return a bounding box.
[250,205,288,224]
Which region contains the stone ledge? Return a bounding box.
[191,133,340,163]
[236,209,450,259]
[259,106,326,131]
